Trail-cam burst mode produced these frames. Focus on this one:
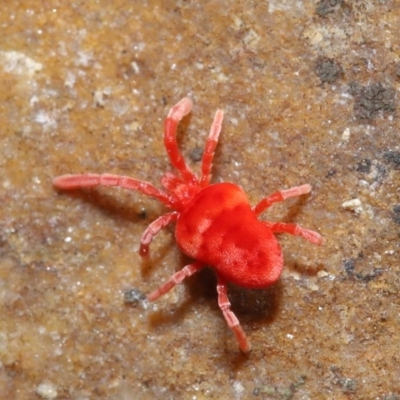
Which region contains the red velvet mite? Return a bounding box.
[53,98,323,353]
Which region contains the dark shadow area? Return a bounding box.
[227,281,282,325]
[146,294,199,329]
[54,186,178,279]
[144,259,283,340]
[54,186,166,226]
[139,235,177,279]
[281,191,313,224]
[185,263,282,328]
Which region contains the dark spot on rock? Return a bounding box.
[381,395,400,400]
[341,378,358,393]
[316,0,343,16]
[383,150,400,170]
[343,258,355,275]
[137,208,147,219]
[326,168,337,178]
[356,159,371,173]
[315,57,343,84]
[189,146,203,162]
[330,365,358,393]
[343,257,383,282]
[393,205,400,225]
[349,82,396,120]
[124,288,146,305]
[396,62,400,78]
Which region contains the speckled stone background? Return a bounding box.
[1,1,399,399]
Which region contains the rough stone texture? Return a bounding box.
[0,1,399,399]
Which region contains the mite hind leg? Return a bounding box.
[216,275,251,353]
[147,261,204,301]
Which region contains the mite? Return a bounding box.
[53,98,323,353]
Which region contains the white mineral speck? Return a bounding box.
[230,117,238,125]
[342,127,350,141]
[36,382,58,399]
[342,198,363,214]
[243,28,260,49]
[317,270,329,278]
[65,71,76,88]
[93,89,108,107]
[75,51,93,67]
[30,95,39,106]
[131,61,140,74]
[233,381,245,395]
[35,110,57,129]
[0,50,43,76]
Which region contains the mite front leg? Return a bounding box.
[253,184,312,217]
[53,173,171,206]
[199,109,224,187]
[164,97,197,185]
[267,221,324,245]
[139,212,179,257]
[216,275,251,353]
[147,261,204,301]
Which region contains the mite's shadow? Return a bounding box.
[55,187,162,225]
[279,189,311,224]
[145,256,283,342]
[184,266,282,327]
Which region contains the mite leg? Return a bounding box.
[266,221,324,245]
[164,97,198,185]
[139,212,179,257]
[199,109,224,187]
[253,184,312,216]
[216,275,251,353]
[147,261,204,301]
[53,173,171,206]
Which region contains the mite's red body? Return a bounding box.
[53,98,323,353]
[175,183,283,288]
